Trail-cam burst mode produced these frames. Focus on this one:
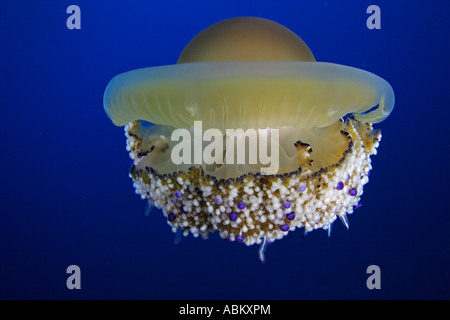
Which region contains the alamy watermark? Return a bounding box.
[170,121,280,175]
[67,5,381,31]
[366,265,381,290]
[66,5,81,30]
[367,5,381,30]
[66,265,81,290]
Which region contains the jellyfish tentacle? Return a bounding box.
[258,236,268,264]
[302,229,308,239]
[144,200,154,216]
[327,223,333,237]
[339,214,350,230]
[174,229,183,244]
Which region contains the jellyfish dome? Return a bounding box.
[104,17,394,257]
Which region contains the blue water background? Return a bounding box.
[0,0,449,299]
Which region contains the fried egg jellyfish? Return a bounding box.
[104,17,394,261]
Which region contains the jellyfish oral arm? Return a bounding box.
[125,117,381,247]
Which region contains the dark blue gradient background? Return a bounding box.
[0,0,448,299]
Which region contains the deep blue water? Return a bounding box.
[0,0,449,299]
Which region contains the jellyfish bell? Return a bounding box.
[104,17,394,131]
[176,16,316,63]
[104,17,394,253]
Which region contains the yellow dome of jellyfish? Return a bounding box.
[104,17,394,262]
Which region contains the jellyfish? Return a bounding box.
[103,17,394,260]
